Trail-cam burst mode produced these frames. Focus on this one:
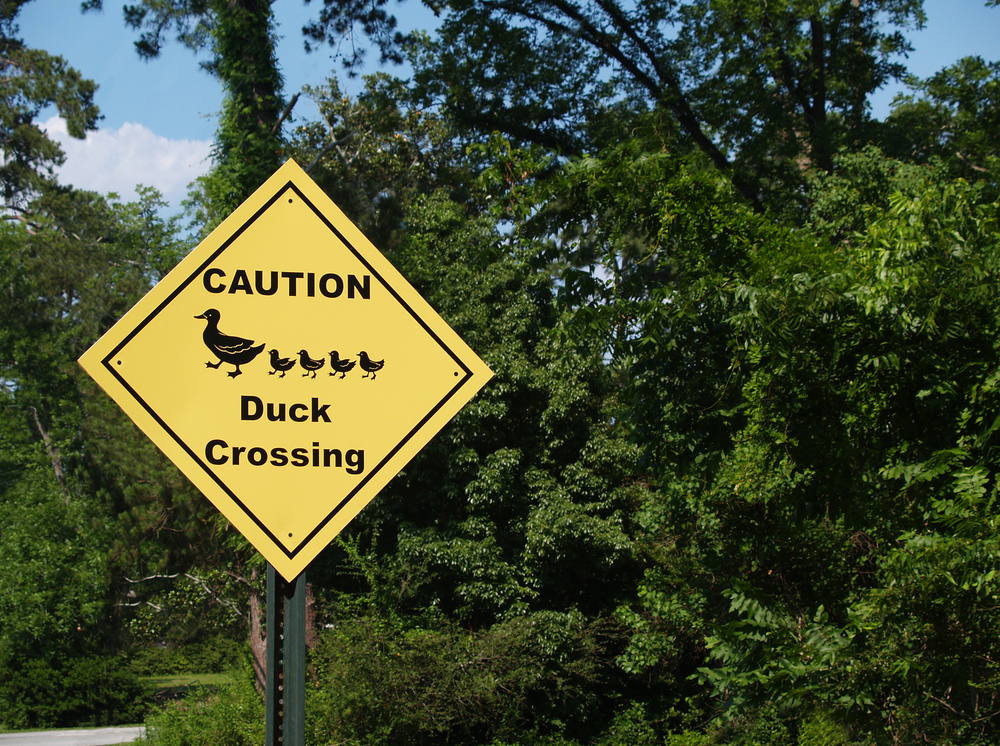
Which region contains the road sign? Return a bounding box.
[79,159,493,579]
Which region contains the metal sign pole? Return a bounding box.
[266,564,306,746]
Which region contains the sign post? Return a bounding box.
[266,566,305,746]
[78,159,493,744]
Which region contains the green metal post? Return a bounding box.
[266,565,282,746]
[266,564,306,746]
[284,570,306,746]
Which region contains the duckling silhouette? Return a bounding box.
[358,351,385,380]
[328,351,356,379]
[268,349,296,378]
[195,309,264,378]
[298,350,325,378]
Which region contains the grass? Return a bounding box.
[141,673,233,707]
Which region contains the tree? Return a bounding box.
[287,73,474,251]
[595,145,1000,740]
[0,2,247,722]
[15,1,997,742]
[880,55,1000,198]
[1,184,187,507]
[88,0,288,214]
[306,0,924,212]
[0,186,191,727]
[0,0,100,210]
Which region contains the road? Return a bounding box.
[0,727,144,746]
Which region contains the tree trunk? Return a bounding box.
[249,564,267,693]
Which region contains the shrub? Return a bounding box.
[306,612,616,746]
[129,635,244,676]
[0,654,145,729]
[142,655,263,746]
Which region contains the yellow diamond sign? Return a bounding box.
[79,159,493,580]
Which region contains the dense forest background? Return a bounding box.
[3,0,1000,743]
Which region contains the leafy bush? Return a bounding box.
[797,711,851,746]
[306,611,618,746]
[597,703,660,746]
[142,655,263,746]
[129,635,245,676]
[0,654,145,729]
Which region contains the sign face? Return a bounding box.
[79,159,493,580]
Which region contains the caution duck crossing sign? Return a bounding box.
[79,159,493,580]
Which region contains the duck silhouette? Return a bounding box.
[298,350,325,378]
[328,351,356,379]
[268,349,296,378]
[195,309,264,378]
[358,351,385,380]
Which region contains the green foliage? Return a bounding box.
[7,3,1000,743]
[806,145,939,239]
[0,655,145,730]
[129,635,245,677]
[0,188,222,727]
[664,733,714,746]
[596,702,661,746]
[880,56,1000,198]
[307,611,614,746]
[0,454,111,661]
[125,570,248,652]
[142,655,264,746]
[725,706,794,746]
[0,187,209,586]
[204,0,285,212]
[288,73,473,252]
[319,187,641,626]
[107,0,287,228]
[609,154,1000,740]
[296,183,645,744]
[796,711,851,746]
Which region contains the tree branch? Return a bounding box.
[306,130,357,173]
[29,405,68,501]
[270,91,300,136]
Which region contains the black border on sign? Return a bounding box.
[100,180,476,559]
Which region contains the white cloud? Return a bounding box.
[42,116,213,209]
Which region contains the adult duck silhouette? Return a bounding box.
[195,309,265,378]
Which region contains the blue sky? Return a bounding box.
[16,0,1000,212]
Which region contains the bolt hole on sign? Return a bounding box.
[79,159,493,580]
